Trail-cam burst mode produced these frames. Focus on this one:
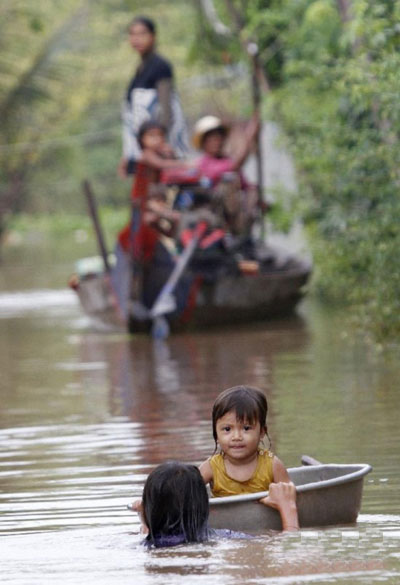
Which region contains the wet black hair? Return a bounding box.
[212,385,268,451]
[142,462,209,547]
[137,119,167,148]
[130,16,156,35]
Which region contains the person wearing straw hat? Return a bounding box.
[193,113,260,234]
[193,113,259,188]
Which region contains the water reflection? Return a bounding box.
[78,318,309,415]
[72,318,310,465]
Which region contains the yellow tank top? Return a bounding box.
[209,450,274,497]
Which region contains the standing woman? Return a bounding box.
[118,16,188,177]
[112,16,188,319]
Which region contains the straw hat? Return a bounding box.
[192,115,229,150]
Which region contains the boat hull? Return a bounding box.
[71,273,126,331]
[174,264,310,328]
[71,251,311,332]
[208,463,372,532]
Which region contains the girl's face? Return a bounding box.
[202,130,225,156]
[129,22,155,56]
[216,410,264,464]
[141,128,165,150]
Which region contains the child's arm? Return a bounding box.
[141,148,193,171]
[144,200,181,237]
[128,499,149,534]
[230,111,260,171]
[259,482,299,531]
[272,456,291,483]
[117,157,129,178]
[199,459,214,485]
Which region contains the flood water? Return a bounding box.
[1,243,400,585]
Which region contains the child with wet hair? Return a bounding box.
[131,460,298,548]
[200,385,294,497]
[141,462,209,547]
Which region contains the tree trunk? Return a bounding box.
[336,0,352,24]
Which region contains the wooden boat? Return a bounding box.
[71,180,311,333]
[208,462,372,532]
[70,245,311,333]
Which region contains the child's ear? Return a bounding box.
[260,425,266,439]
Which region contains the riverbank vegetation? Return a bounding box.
[196,0,400,341]
[2,1,399,341]
[0,1,203,226]
[274,1,400,342]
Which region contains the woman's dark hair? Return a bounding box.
[130,16,156,35]
[212,385,268,450]
[142,462,209,547]
[137,120,166,148]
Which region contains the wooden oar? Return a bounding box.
[150,221,208,339]
[150,221,208,319]
[82,179,126,323]
[82,180,111,272]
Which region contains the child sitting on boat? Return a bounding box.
[131,461,298,547]
[200,385,295,497]
[193,114,259,187]
[137,114,261,239]
[192,114,260,235]
[113,120,190,316]
[118,120,189,245]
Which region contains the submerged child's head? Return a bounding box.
[138,120,167,150]
[142,461,209,547]
[212,385,268,450]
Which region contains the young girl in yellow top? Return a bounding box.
[200,385,292,497]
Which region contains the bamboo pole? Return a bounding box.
[82,179,111,273]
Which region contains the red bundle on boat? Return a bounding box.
[161,166,201,186]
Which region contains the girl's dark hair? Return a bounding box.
[138,120,166,148]
[212,385,268,450]
[142,462,209,547]
[130,16,156,35]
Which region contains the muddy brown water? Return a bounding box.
[1,248,399,584]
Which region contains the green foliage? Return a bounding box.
[266,0,400,340]
[266,199,294,234]
[0,0,200,220]
[7,206,128,246]
[193,0,400,341]
[190,0,291,85]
